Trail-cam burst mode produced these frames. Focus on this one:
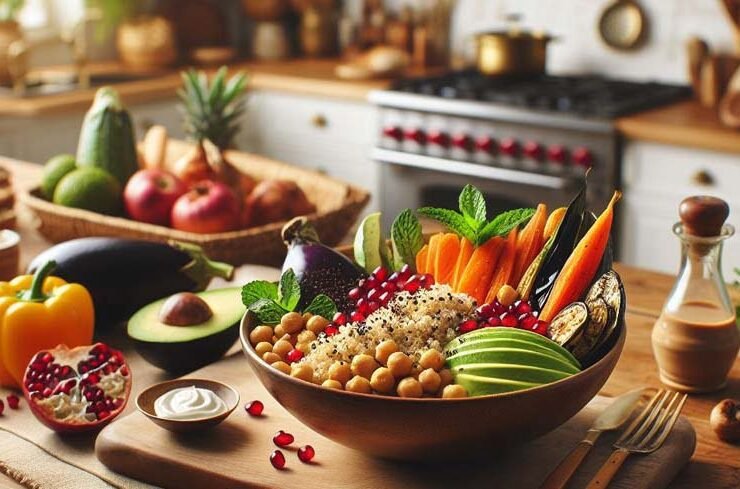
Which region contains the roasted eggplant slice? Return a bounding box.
[547,302,589,349]
[583,270,625,363]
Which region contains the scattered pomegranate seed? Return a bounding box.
[500,312,519,328]
[245,400,264,417]
[6,394,20,409]
[332,312,346,325]
[298,445,315,463]
[486,316,502,327]
[458,319,479,334]
[398,264,412,280]
[273,430,295,447]
[348,288,362,301]
[286,349,304,363]
[532,320,550,336]
[324,325,338,336]
[350,311,366,322]
[372,266,388,282]
[270,450,286,469]
[520,315,538,330]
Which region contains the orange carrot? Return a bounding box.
[434,234,461,285]
[485,226,519,303]
[544,207,567,240]
[457,237,505,304]
[452,237,474,290]
[511,204,548,286]
[425,234,442,277]
[416,244,429,274]
[540,191,621,322]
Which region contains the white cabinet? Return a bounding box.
[621,141,740,279]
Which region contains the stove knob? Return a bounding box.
[451,134,473,150]
[547,144,568,164]
[475,136,497,154]
[427,130,450,147]
[523,141,543,160]
[382,125,403,141]
[572,146,594,168]
[405,128,427,145]
[499,138,519,157]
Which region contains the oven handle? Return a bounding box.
[373,148,578,190]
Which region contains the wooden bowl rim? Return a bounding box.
[136,378,240,423]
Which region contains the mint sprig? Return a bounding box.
[418,184,534,246]
[391,209,424,271]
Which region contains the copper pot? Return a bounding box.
[476,30,553,76]
[0,21,23,85]
[117,16,178,69]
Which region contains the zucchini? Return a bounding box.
[76,87,139,186]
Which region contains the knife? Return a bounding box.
[539,388,647,489]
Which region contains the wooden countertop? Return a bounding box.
[0,59,391,118]
[0,158,739,488]
[616,99,740,154]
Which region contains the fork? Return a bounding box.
[585,389,687,489]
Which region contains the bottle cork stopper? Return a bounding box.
[679,195,729,237]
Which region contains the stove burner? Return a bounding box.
[391,70,691,119]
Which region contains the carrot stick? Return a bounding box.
[425,234,442,277]
[511,204,548,286]
[452,237,474,290]
[434,234,461,285]
[540,191,621,322]
[457,237,505,304]
[415,244,429,274]
[544,207,567,240]
[485,226,519,303]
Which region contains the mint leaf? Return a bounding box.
[242,280,278,307]
[417,207,476,243]
[278,268,301,311]
[477,208,535,245]
[249,298,288,325]
[391,209,424,271]
[458,184,487,229]
[304,294,337,318]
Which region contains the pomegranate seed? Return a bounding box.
[380,281,397,293]
[324,325,338,336]
[520,315,538,330]
[245,400,264,416]
[273,430,294,447]
[298,445,315,463]
[356,299,369,315]
[350,311,365,322]
[348,287,362,301]
[367,301,380,313]
[0,400,4,415]
[422,274,435,287]
[387,271,400,282]
[286,349,304,363]
[403,281,420,293]
[366,288,381,302]
[270,450,286,469]
[501,313,519,328]
[476,304,493,319]
[378,291,392,304]
[372,266,388,281]
[365,277,379,290]
[97,410,110,420]
[533,320,550,336]
[515,300,533,315]
[399,264,412,279]
[458,319,479,334]
[332,312,346,325]
[40,352,52,364]
[120,366,129,376]
[42,387,52,398]
[486,316,502,327]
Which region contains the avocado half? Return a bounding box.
[128,288,246,373]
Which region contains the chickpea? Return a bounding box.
[387,351,413,378]
[281,311,304,334]
[328,361,352,385]
[291,363,314,383]
[250,325,273,345]
[345,375,372,394]
[322,379,343,390]
[351,354,379,380]
[272,339,293,360]
[296,342,311,354]
[255,341,273,357]
[306,315,330,335]
[370,367,395,394]
[497,284,519,308]
[297,330,317,344]
[262,352,281,364]
[419,350,445,371]
[302,312,313,323]
[442,384,468,399]
[273,323,286,339]
[418,368,441,394]
[396,377,423,398]
[271,361,291,375]
[438,369,454,389]
[374,339,398,365]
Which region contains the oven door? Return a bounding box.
[376,149,581,229]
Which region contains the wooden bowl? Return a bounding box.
[136,379,240,433]
[240,311,625,460]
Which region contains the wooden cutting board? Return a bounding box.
[95,354,696,489]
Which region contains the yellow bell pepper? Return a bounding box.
[0,261,94,388]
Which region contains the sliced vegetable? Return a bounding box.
[512,204,548,286]
[452,237,474,290]
[485,227,518,304]
[426,234,442,277]
[540,191,621,322]
[517,232,556,301]
[544,207,566,240]
[416,244,429,274]
[457,237,505,303]
[434,234,461,285]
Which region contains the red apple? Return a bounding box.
[124,169,186,225]
[171,180,240,233]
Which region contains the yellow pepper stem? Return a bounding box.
[19,260,57,302]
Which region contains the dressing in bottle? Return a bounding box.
[651,196,738,393]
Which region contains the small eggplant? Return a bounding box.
[282,217,366,313]
[548,302,589,349]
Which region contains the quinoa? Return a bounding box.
[302,284,476,381]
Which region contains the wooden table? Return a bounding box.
[0,158,738,488]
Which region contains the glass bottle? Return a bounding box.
[652,196,738,393]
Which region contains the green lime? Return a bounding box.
[53,167,122,215]
[41,154,76,200]
[353,212,391,273]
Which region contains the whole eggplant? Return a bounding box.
[282,217,366,313]
[28,238,234,325]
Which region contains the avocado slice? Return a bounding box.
[128,288,246,373]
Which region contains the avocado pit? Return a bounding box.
[159,292,213,326]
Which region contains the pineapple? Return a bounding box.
[178,66,248,149]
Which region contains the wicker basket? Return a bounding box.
[21,140,369,266]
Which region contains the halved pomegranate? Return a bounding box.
[22,343,131,433]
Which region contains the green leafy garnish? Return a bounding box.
[391,209,424,271]
[418,184,534,246]
[242,268,337,325]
